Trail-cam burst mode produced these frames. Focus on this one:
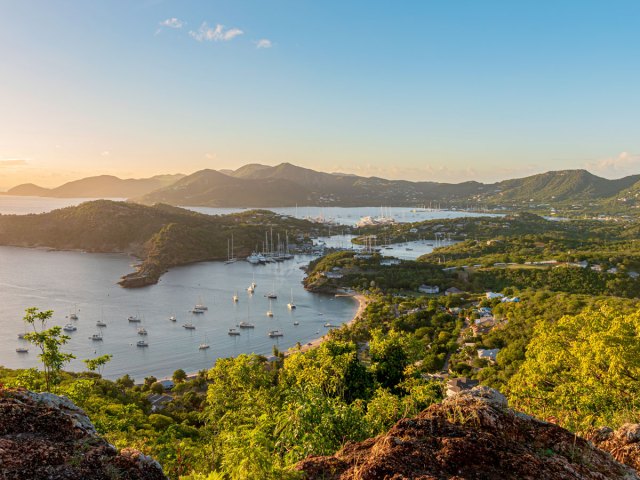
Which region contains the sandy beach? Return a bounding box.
[287,293,368,356]
[161,293,368,383]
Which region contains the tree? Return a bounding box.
[116,373,135,390]
[173,368,187,384]
[508,305,640,431]
[144,375,158,389]
[84,354,113,376]
[22,307,75,392]
[369,329,412,391]
[151,382,165,394]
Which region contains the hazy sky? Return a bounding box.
[1,1,639,189]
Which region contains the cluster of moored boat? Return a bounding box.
[15,276,334,355]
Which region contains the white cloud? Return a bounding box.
[101,151,110,157]
[0,159,28,167]
[586,151,640,178]
[255,39,272,49]
[189,22,243,42]
[204,152,216,160]
[159,17,184,29]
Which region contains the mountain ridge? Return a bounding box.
[5,164,638,208]
[4,173,185,198]
[136,164,636,208]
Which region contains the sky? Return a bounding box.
[1,0,639,189]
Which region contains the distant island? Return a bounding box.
[5,163,640,213]
[3,174,184,199]
[0,200,327,287]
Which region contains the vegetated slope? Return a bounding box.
[0,200,321,287]
[136,163,487,207]
[0,200,204,253]
[296,387,639,480]
[9,163,640,208]
[485,169,640,203]
[0,387,167,480]
[133,168,312,207]
[5,174,184,198]
[228,163,273,178]
[137,164,640,208]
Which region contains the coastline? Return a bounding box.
[286,293,368,356]
[168,293,368,383]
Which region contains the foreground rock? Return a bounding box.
[588,424,640,472]
[0,387,167,480]
[296,386,638,480]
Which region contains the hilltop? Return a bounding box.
[4,174,184,198]
[297,387,639,480]
[0,387,167,479]
[132,168,311,207]
[481,169,640,203]
[5,164,640,213]
[135,164,640,210]
[134,163,484,207]
[0,200,323,287]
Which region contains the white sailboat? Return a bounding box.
[199,334,210,350]
[69,304,79,320]
[16,347,29,353]
[239,303,255,328]
[287,289,296,310]
[265,281,277,299]
[193,296,208,312]
[225,234,237,264]
[232,291,239,302]
[96,307,107,327]
[266,298,274,317]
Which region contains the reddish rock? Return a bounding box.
[296,387,638,480]
[588,424,640,472]
[0,387,167,480]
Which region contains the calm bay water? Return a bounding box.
[0,247,357,381]
[317,234,456,260]
[0,196,486,381]
[0,195,494,225]
[185,205,495,226]
[0,195,124,215]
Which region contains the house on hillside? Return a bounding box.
[418,284,440,294]
[324,271,344,279]
[159,379,175,390]
[380,258,401,266]
[445,287,464,296]
[147,393,173,412]
[477,348,500,363]
[486,292,505,300]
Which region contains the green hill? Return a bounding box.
[485,170,640,203]
[0,200,322,287]
[133,169,312,207]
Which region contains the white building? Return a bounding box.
[419,284,440,294]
